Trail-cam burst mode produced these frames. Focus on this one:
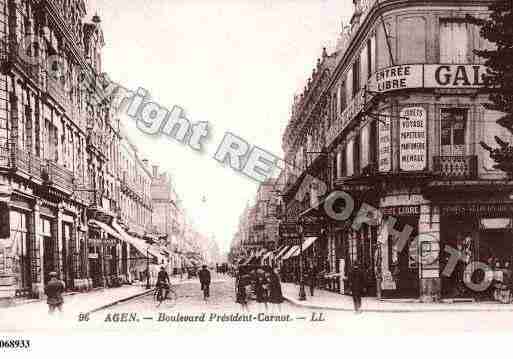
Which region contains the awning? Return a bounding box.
[89,220,121,240]
[111,220,165,263]
[301,237,318,252]
[281,245,299,260]
[275,245,291,260]
[261,251,273,262]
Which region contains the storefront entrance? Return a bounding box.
[440,202,513,299]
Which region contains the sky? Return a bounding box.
[87,0,353,253]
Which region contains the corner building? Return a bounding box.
[283,0,513,301]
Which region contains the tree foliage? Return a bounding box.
[466,0,513,176]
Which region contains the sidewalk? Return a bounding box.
[0,284,152,319]
[281,282,513,312]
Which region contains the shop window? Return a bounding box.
[441,108,467,156]
[10,211,30,290]
[440,20,469,63]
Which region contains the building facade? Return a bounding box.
[0,0,190,301]
[280,0,511,301]
[150,164,182,273]
[0,0,120,298]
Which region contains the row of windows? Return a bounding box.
[333,108,470,178]
[327,19,486,130]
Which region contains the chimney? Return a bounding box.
[152,165,159,178]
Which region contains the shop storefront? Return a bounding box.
[378,204,421,299]
[439,201,513,299]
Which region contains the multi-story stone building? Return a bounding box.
[150,164,182,273]
[281,0,511,301]
[0,0,120,298]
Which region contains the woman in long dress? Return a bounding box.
[236,272,250,312]
[268,268,284,313]
[254,269,269,312]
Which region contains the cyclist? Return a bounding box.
[156,266,170,299]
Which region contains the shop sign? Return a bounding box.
[424,64,487,88]
[368,64,488,93]
[104,254,113,260]
[441,203,513,217]
[371,65,423,93]
[381,205,420,217]
[378,115,392,172]
[399,107,427,171]
[88,253,98,259]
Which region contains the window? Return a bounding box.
[338,80,347,114]
[10,211,29,289]
[348,231,358,265]
[352,60,361,96]
[360,124,370,170]
[346,139,355,176]
[440,20,468,63]
[360,47,368,87]
[336,147,346,179]
[353,135,360,175]
[441,108,467,156]
[367,37,374,78]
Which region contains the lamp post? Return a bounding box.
[298,219,306,301]
[145,246,151,289]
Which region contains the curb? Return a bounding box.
[283,295,513,313]
[86,289,154,315]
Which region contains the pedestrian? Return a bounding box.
[236,270,250,312]
[198,264,211,301]
[308,265,317,297]
[45,272,65,315]
[268,268,284,313]
[254,268,269,312]
[349,262,365,314]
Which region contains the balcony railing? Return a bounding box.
[0,146,43,178]
[433,156,478,180]
[42,160,74,192]
[1,39,41,85]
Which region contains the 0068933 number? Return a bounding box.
[0,339,31,350]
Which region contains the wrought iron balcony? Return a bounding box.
[0,146,43,179]
[0,39,41,85]
[42,160,74,193]
[433,156,478,180]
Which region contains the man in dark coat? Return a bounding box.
[45,271,65,314]
[198,265,211,300]
[350,262,366,313]
[308,265,317,297]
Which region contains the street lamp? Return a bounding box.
[298,219,306,301]
[145,246,151,289]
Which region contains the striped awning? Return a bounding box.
[281,245,299,260]
[275,245,290,260]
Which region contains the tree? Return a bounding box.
[466,0,513,176]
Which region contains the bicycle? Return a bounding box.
[154,283,178,307]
